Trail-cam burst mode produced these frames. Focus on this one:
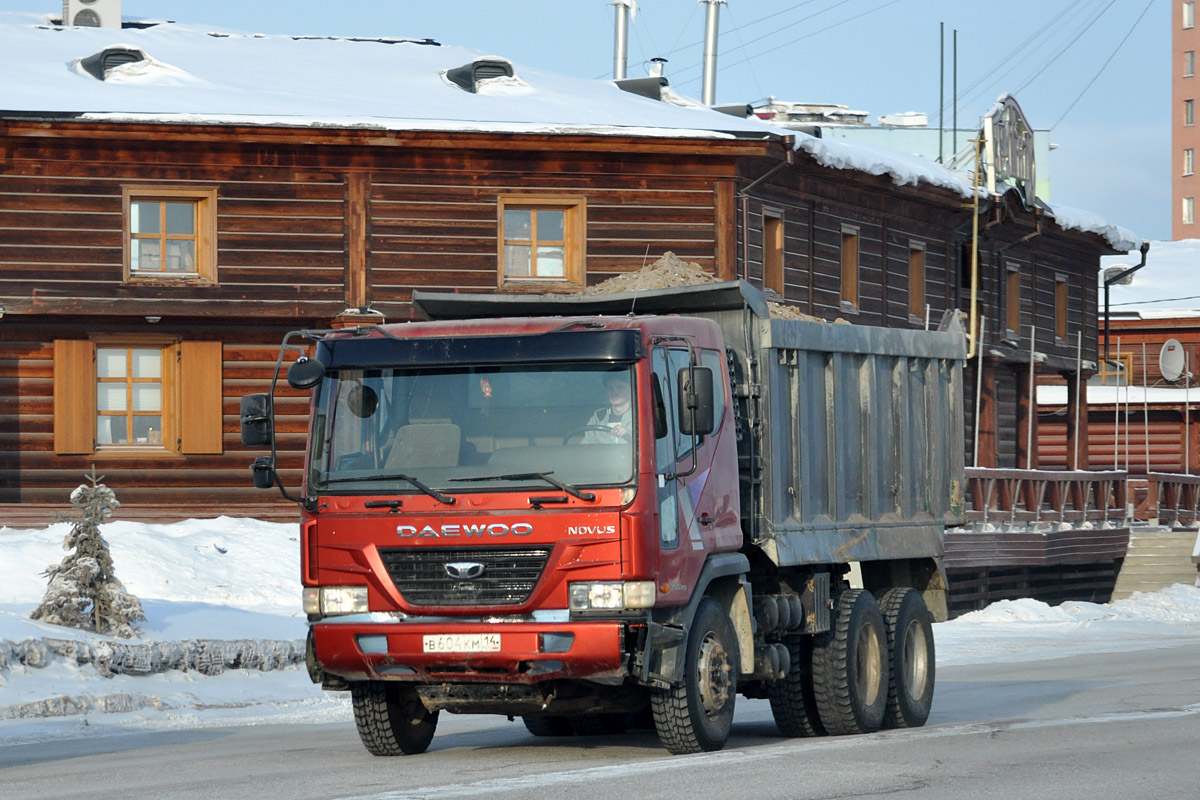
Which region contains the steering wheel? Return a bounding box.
[562,425,616,444]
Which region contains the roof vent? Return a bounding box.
[445,58,514,93]
[615,76,668,101]
[78,45,148,80]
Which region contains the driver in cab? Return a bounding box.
[582,372,632,443]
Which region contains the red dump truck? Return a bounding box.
[241,281,965,755]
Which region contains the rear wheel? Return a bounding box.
[652,597,738,754]
[768,636,825,738]
[350,681,439,756]
[812,589,887,735]
[877,587,935,728]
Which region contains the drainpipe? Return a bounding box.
[701,0,726,106]
[612,0,631,80]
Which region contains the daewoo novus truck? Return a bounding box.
[241,280,966,755]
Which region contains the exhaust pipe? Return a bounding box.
[701,0,725,106]
[612,0,633,80]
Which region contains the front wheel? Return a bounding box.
[652,597,738,754]
[350,681,439,756]
[877,587,935,728]
[811,589,887,736]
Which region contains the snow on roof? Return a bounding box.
[1101,239,1200,314]
[0,11,777,140]
[0,11,1137,249]
[1044,201,1141,252]
[1039,385,1200,406]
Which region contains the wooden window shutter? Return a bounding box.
[179,341,224,454]
[54,339,96,455]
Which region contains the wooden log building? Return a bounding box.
[0,12,1136,524]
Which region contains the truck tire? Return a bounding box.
[651,597,738,754]
[767,636,825,738]
[350,681,439,756]
[877,587,935,728]
[811,589,887,735]
[522,715,574,737]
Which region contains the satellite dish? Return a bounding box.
[1160,339,1186,383]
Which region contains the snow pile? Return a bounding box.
[0,516,341,738]
[937,583,1200,666]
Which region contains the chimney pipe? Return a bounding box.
[648,57,667,78]
[613,0,631,80]
[701,0,725,106]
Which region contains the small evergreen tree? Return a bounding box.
[30,469,145,638]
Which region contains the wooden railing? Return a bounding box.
[1148,472,1200,528]
[963,468,1128,528]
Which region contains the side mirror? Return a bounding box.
[250,456,276,490]
[240,394,274,446]
[677,366,715,436]
[287,356,325,390]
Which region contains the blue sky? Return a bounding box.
[5,0,1168,243]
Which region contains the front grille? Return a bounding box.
[378,546,552,607]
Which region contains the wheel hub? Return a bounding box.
[697,633,732,716]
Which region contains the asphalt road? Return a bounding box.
[3,641,1200,800]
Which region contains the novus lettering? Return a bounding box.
[397,522,533,539]
[567,525,617,536]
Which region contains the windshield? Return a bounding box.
[308,362,636,495]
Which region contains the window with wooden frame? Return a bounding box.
[763,211,784,296]
[497,195,585,289]
[1186,148,1196,176]
[840,225,860,309]
[1186,1,1196,29]
[1187,50,1196,77]
[1005,263,1022,338]
[908,242,926,320]
[1054,275,1069,340]
[1185,196,1196,225]
[123,187,218,285]
[1098,352,1132,386]
[1187,99,1196,126]
[53,337,224,456]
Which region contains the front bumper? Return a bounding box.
[310,613,631,685]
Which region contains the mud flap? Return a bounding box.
[641,622,686,688]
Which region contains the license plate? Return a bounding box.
[422,633,501,654]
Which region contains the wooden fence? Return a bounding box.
[1149,472,1200,528]
[945,468,1130,616]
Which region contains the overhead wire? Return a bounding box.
[1011,0,1119,96]
[675,0,902,89]
[1050,0,1156,129]
[665,0,830,59]
[947,0,1083,116]
[721,2,767,102]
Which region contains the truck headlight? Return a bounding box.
[568,581,656,611]
[304,585,369,615]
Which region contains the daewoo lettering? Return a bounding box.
[396,522,533,539]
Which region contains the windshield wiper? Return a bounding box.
[449,471,596,502]
[324,472,456,505]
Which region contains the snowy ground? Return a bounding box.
[3,516,1200,747]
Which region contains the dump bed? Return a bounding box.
[413,281,966,568]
